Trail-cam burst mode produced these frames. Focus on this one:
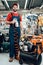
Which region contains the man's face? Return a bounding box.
[13,5,18,12]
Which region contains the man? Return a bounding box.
[6,3,22,62]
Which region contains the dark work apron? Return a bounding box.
[9,15,21,58]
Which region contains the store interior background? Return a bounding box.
[0,0,43,65]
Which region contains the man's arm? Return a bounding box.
[19,15,23,29]
[6,20,15,25]
[20,22,23,30]
[5,12,15,24]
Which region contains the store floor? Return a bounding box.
[0,53,43,65]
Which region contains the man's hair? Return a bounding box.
[12,3,18,7]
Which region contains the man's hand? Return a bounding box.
[12,19,16,24]
[12,21,15,24]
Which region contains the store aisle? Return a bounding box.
[0,53,43,65]
[0,53,20,65]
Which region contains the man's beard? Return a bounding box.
[13,9,17,12]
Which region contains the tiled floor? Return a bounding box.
[0,53,43,65]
